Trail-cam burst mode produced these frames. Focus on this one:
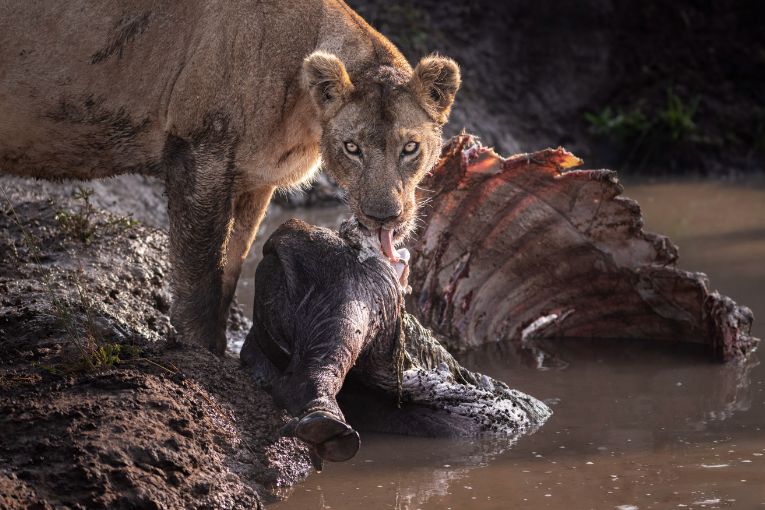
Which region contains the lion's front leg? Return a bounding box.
[163,129,241,354]
[220,185,275,335]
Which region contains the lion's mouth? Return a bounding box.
[352,214,410,263]
[348,219,410,285]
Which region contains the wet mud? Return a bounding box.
[0,179,310,509]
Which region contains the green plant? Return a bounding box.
[32,362,65,376]
[55,186,139,244]
[55,186,97,244]
[108,214,140,231]
[660,88,699,141]
[359,1,433,57]
[585,87,702,168]
[389,3,430,56]
[585,107,651,142]
[91,343,123,369]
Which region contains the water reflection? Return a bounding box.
[271,434,521,509]
[266,337,762,508]
[700,357,759,424]
[462,339,763,447]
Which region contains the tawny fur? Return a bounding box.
[0,0,460,354]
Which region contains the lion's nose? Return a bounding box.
[362,205,402,224]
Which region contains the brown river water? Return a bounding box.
[236,180,765,510]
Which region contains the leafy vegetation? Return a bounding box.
[354,1,434,58]
[62,277,140,372]
[585,107,652,143]
[55,186,97,244]
[660,89,700,141]
[585,88,705,169]
[586,88,700,143]
[55,186,139,244]
[385,3,430,56]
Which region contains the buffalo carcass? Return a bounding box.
[240,219,551,469]
[410,135,758,365]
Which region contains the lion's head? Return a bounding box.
[302,51,460,260]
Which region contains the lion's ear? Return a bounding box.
[409,55,461,124]
[303,51,354,114]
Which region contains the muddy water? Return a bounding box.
[236,180,765,509]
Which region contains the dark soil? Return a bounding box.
[351,0,765,175]
[0,180,310,509]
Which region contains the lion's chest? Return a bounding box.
[240,96,322,189]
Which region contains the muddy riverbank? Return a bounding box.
[2,165,762,509]
[0,179,310,508]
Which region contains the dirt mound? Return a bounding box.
[0,180,310,509]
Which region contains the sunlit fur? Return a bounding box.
[303,53,460,244]
[0,0,458,354]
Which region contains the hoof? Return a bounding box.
[315,429,360,462]
[289,411,360,463]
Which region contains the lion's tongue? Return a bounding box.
[379,228,398,262]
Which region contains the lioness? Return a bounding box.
[0,0,460,354]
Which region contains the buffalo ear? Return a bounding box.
[409,55,461,124]
[302,51,354,114]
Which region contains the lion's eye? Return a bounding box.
[401,141,419,156]
[344,141,361,156]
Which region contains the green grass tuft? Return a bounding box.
[55,186,140,244]
[585,87,704,169]
[55,186,97,244]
